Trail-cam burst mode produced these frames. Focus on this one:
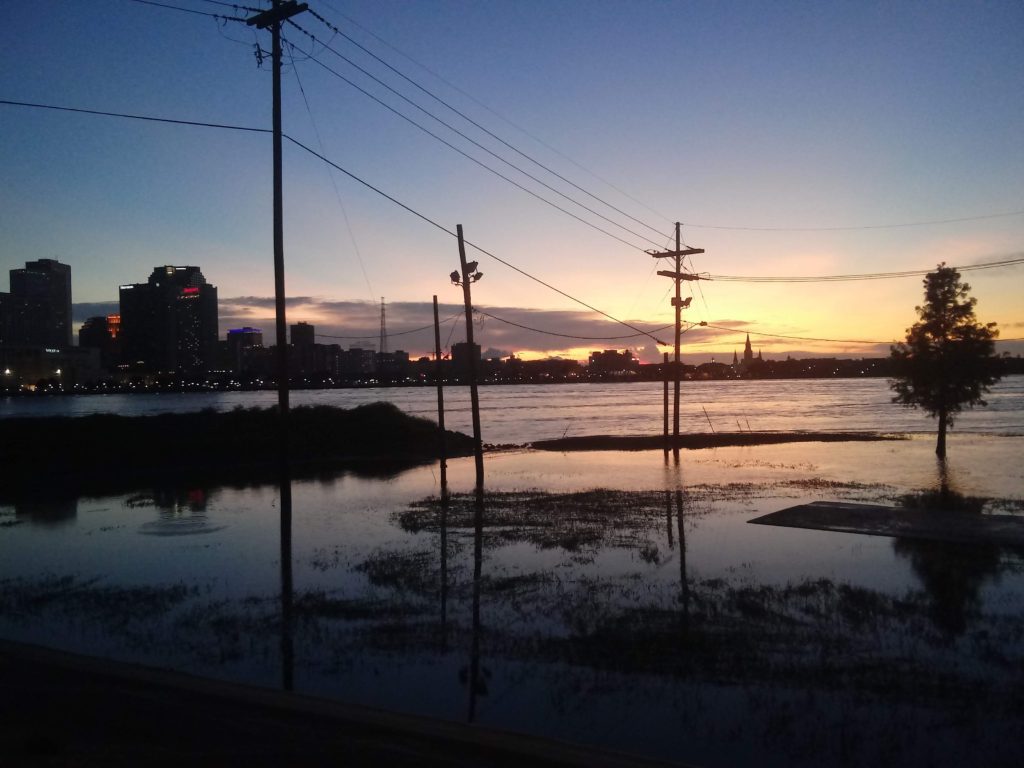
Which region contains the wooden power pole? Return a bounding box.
[247,1,308,423]
[647,223,704,444]
[452,225,485,490]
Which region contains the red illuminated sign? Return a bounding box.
[182,287,199,295]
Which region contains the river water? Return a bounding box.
[1,377,1023,766]
[4,375,1024,443]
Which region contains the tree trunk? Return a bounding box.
[936,408,947,459]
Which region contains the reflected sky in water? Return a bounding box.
[1,437,1022,767]
[3,376,1023,443]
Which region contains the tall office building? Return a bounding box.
[226,326,263,373]
[119,266,218,373]
[79,314,122,371]
[290,321,315,347]
[5,258,72,347]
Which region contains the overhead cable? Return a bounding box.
[281,134,670,345]
[0,98,270,134]
[287,46,377,304]
[284,27,659,250]
[125,0,246,21]
[707,257,1024,283]
[684,209,1024,232]
[315,311,464,340]
[699,324,890,345]
[474,308,673,341]
[304,7,668,237]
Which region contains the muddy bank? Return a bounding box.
[0,403,473,499]
[530,431,904,452]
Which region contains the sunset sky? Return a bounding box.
[2,0,1022,362]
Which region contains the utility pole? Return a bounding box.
[663,351,669,447]
[247,1,308,423]
[647,222,704,444]
[248,1,306,696]
[433,295,448,493]
[450,225,484,490]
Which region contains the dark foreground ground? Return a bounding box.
[0,640,678,768]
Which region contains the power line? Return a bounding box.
[700,324,890,345]
[707,257,1024,283]
[125,0,246,21]
[286,45,377,304]
[284,27,660,250]
[194,0,261,10]
[0,98,270,134]
[303,7,669,238]
[0,98,665,347]
[475,308,672,341]
[315,311,463,340]
[281,42,651,254]
[684,209,1024,232]
[280,134,670,345]
[314,1,674,228]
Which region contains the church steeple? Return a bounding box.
[743,333,753,363]
[733,349,739,366]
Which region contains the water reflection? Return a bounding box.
[3,479,1023,767]
[894,538,1003,636]
[279,467,294,692]
[133,486,225,537]
[15,498,77,527]
[465,489,485,722]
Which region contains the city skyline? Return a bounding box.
[3,1,1023,363]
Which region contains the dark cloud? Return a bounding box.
[74,295,900,361]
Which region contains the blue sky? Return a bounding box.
[2,0,1022,361]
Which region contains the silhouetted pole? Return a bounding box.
[279,471,294,692]
[247,1,307,426]
[676,489,689,624]
[663,351,669,447]
[467,489,484,723]
[248,1,306,696]
[647,223,704,442]
[454,225,484,491]
[433,295,448,493]
[439,493,449,650]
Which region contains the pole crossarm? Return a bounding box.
[247,1,308,29]
[657,270,703,281]
[647,247,705,258]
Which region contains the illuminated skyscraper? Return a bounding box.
[119,266,218,373]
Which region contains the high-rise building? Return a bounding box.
[5,258,72,347]
[119,266,218,373]
[79,314,122,371]
[226,327,264,373]
[290,321,315,347]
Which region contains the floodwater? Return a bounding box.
[1,380,1023,766]
[4,375,1024,442]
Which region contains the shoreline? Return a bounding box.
[529,431,904,452]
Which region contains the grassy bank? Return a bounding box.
[1,403,472,498]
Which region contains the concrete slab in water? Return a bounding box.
[750,501,1024,547]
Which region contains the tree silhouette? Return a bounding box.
[890,264,1001,458]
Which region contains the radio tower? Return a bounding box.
[378,297,387,355]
